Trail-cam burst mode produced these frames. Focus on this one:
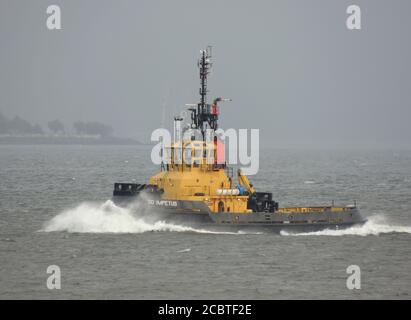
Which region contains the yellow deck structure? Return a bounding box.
[149,140,251,213]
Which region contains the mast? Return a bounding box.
[189,46,214,141]
[199,46,211,126]
[188,47,231,142]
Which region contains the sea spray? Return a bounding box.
[42,199,244,235]
[280,215,411,237]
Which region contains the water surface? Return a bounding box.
[1,145,410,299]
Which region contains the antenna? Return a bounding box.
[198,46,212,121]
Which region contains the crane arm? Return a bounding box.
[237,169,255,194]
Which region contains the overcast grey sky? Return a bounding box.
[1,0,410,148]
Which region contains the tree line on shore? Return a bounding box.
[0,112,113,137]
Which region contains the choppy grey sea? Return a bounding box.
[0,145,410,299]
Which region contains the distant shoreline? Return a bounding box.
[0,135,145,145]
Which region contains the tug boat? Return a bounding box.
[112,47,366,232]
